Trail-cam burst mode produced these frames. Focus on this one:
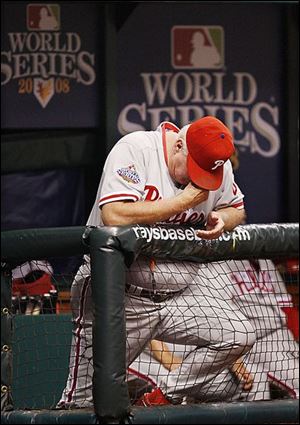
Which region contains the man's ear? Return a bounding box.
[176,138,183,151]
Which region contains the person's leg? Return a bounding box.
[58,268,163,408]
[226,327,299,401]
[125,295,162,366]
[156,276,256,401]
[251,328,299,399]
[57,263,94,408]
[127,348,161,403]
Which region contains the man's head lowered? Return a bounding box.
[174,116,235,190]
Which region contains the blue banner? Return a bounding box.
[1,1,101,128]
[116,3,285,224]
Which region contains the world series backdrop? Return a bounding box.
[1,1,101,128]
[116,3,286,224]
[1,1,295,225]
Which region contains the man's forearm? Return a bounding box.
[101,188,208,226]
[102,198,186,226]
[216,207,246,231]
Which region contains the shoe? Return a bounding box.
[135,388,171,406]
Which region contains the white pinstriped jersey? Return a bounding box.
[225,259,294,338]
[87,122,244,228]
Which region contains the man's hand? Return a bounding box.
[149,339,183,372]
[196,207,246,240]
[181,182,209,207]
[230,358,254,391]
[196,211,225,240]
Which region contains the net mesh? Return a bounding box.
[126,257,299,404]
[10,258,80,409]
[8,255,299,409]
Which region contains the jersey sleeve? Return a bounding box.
[214,161,245,210]
[98,140,146,208]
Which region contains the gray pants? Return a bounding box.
[58,261,256,407]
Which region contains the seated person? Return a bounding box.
[128,258,299,404]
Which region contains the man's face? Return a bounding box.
[168,142,190,186]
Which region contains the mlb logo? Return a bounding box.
[27,4,60,31]
[171,26,224,69]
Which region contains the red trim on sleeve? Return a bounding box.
[99,193,139,205]
[231,201,244,209]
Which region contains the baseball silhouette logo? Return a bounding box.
[27,4,60,31]
[171,26,224,69]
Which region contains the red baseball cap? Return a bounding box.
[186,116,235,190]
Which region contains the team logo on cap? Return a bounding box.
[211,160,225,170]
[117,164,141,184]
